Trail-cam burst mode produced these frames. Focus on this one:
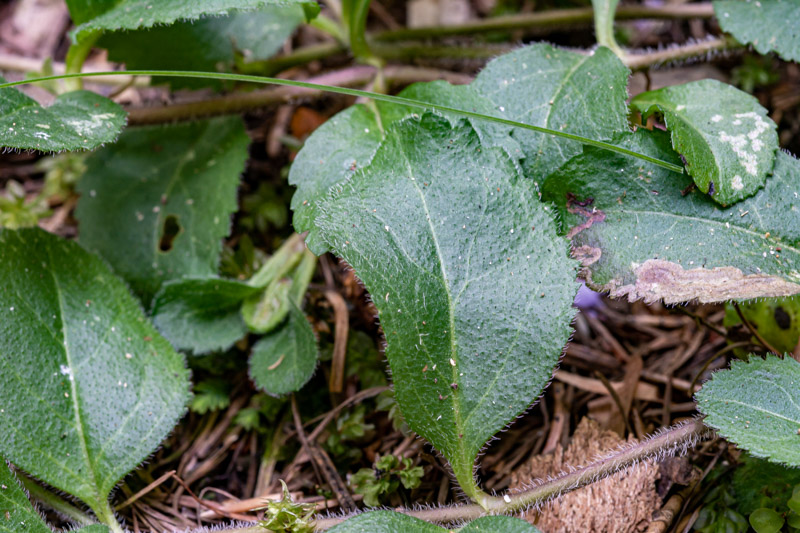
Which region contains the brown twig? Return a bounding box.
[324,290,350,394]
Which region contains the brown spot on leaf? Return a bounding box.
[609,259,800,304]
[565,194,606,239]
[572,245,602,267]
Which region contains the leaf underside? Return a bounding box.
[0,460,51,533]
[0,228,191,515]
[631,79,778,205]
[75,116,250,305]
[151,277,261,354]
[326,511,541,532]
[316,115,577,490]
[67,0,319,41]
[697,355,800,466]
[249,299,318,396]
[0,79,126,152]
[98,5,306,90]
[289,43,629,255]
[714,0,800,63]
[543,129,800,304]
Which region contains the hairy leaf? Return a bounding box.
[67,0,319,41]
[714,0,800,63]
[0,79,126,152]
[327,511,541,532]
[0,228,190,516]
[98,5,306,90]
[249,300,318,396]
[289,81,516,255]
[631,80,778,205]
[543,129,800,304]
[151,278,261,354]
[291,44,630,254]
[76,116,249,304]
[697,355,800,466]
[0,460,51,533]
[316,115,577,494]
[471,43,630,179]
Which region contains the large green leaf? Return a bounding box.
[151,278,261,354]
[714,0,800,63]
[315,115,577,495]
[327,511,541,532]
[291,43,629,255]
[697,355,800,466]
[67,0,319,41]
[249,299,318,396]
[0,79,126,152]
[0,228,190,517]
[76,116,250,304]
[0,460,51,533]
[98,5,306,90]
[471,43,630,179]
[542,129,800,304]
[631,80,778,205]
[289,82,516,255]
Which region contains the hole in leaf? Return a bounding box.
[775,306,791,330]
[159,215,182,252]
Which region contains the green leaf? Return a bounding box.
[67,0,319,42]
[0,228,190,517]
[289,81,516,255]
[291,44,630,254]
[315,115,577,496]
[0,79,126,152]
[542,129,800,304]
[697,355,800,466]
[732,454,800,515]
[249,300,318,396]
[77,527,109,533]
[630,79,778,205]
[97,5,306,90]
[151,234,307,354]
[750,508,785,533]
[190,379,232,414]
[471,44,630,179]
[327,511,541,532]
[151,278,260,354]
[0,460,51,533]
[75,116,250,304]
[724,296,800,354]
[714,0,800,63]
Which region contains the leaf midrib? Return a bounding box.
[47,244,103,510]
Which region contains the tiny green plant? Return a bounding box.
[1,0,800,532]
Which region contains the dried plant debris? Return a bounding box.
[511,418,660,533]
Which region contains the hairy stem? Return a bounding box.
[94,499,125,533]
[623,36,741,70]
[309,418,709,530]
[19,475,95,527]
[374,4,714,41]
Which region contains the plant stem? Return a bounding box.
[592,0,624,57]
[19,475,95,527]
[248,233,306,288]
[309,418,708,529]
[63,31,100,92]
[623,36,741,70]
[0,70,684,174]
[346,0,376,62]
[373,4,715,41]
[94,499,125,533]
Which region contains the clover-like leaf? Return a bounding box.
[67,0,319,42]
[0,228,191,518]
[0,79,126,152]
[543,129,800,304]
[315,114,577,495]
[714,0,800,63]
[631,79,778,205]
[327,511,541,532]
[98,5,307,90]
[0,460,51,533]
[76,116,250,304]
[697,356,800,466]
[249,299,318,396]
